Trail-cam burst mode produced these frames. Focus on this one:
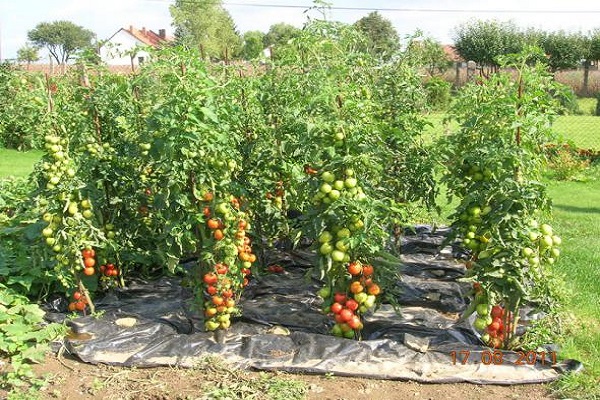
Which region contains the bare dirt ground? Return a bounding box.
[18,352,555,400]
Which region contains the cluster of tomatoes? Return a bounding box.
[266,264,285,273]
[474,302,512,349]
[200,193,255,331]
[81,248,97,276]
[41,134,75,191]
[98,262,119,277]
[67,290,88,313]
[319,261,380,339]
[265,180,285,210]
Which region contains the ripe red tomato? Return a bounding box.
[347,262,362,276]
[68,302,77,312]
[203,192,214,202]
[206,285,217,295]
[81,248,95,258]
[215,263,228,275]
[203,272,218,285]
[491,305,504,319]
[221,289,233,299]
[83,257,96,268]
[362,264,374,277]
[333,292,347,304]
[73,291,82,301]
[330,302,343,314]
[75,301,86,311]
[207,219,220,230]
[345,299,359,311]
[339,309,354,322]
[347,315,362,330]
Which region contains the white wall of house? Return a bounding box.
[100,30,152,66]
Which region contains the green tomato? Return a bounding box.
[540,224,553,236]
[333,180,345,191]
[344,177,357,189]
[551,235,562,246]
[522,247,534,257]
[476,303,489,316]
[337,228,351,238]
[344,168,354,177]
[216,202,229,215]
[319,242,333,255]
[335,240,348,252]
[474,317,488,331]
[82,209,93,219]
[328,189,341,200]
[321,171,335,183]
[317,287,331,299]
[318,231,333,243]
[320,183,332,194]
[42,227,53,237]
[331,250,346,263]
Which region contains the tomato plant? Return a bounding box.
[442,48,567,349]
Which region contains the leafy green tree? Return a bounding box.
[582,30,600,96]
[17,44,40,68]
[353,12,399,60]
[453,20,524,75]
[406,36,453,76]
[241,30,265,60]
[27,21,94,64]
[541,31,587,72]
[263,23,301,49]
[170,0,242,60]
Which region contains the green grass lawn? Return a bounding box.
[423,113,600,150]
[546,166,600,398]
[0,148,42,178]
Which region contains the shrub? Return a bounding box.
[424,76,452,110]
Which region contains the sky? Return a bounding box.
[1,0,600,62]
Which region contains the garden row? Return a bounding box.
[0,22,565,348]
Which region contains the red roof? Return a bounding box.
[122,26,174,47]
[443,45,463,62]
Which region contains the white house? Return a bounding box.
[100,26,173,66]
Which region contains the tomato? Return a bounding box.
[206,285,218,295]
[73,291,82,301]
[331,250,345,262]
[333,292,347,303]
[83,267,95,276]
[366,283,380,296]
[203,192,214,202]
[221,289,233,299]
[347,262,362,276]
[75,301,86,311]
[68,302,76,312]
[212,296,224,306]
[248,253,256,263]
[213,229,224,241]
[203,272,218,285]
[362,264,374,277]
[215,263,228,275]
[207,219,220,230]
[490,305,504,319]
[330,302,343,314]
[205,308,217,317]
[347,315,362,330]
[339,309,353,322]
[81,248,95,258]
[225,299,235,308]
[203,206,211,217]
[345,299,359,311]
[474,317,488,331]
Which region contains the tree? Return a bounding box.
[406,36,453,76]
[263,23,301,49]
[17,44,40,68]
[581,30,600,96]
[170,0,242,60]
[241,31,265,60]
[541,31,587,72]
[453,20,524,76]
[27,21,94,64]
[353,12,399,60]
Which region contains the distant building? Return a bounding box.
[100,26,173,66]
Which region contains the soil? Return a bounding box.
[20,352,555,400]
